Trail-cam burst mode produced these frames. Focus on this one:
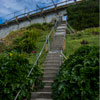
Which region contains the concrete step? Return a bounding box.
[51,44,63,47]
[31,99,52,100]
[43,80,53,86]
[51,46,63,49]
[44,60,60,64]
[38,86,52,92]
[43,73,57,77]
[43,76,55,81]
[51,40,64,42]
[50,48,63,51]
[55,31,66,35]
[31,92,52,99]
[56,29,66,32]
[45,59,60,63]
[43,64,60,67]
[56,27,66,29]
[43,65,60,69]
[43,68,59,71]
[47,53,60,56]
[58,24,66,26]
[52,38,64,41]
[51,44,63,46]
[51,45,63,47]
[46,55,60,58]
[43,69,59,73]
[51,43,64,46]
[45,58,61,61]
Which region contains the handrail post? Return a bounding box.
[60,50,63,66]
[15,16,19,24]
[48,36,50,51]
[36,53,39,66]
[63,37,66,50]
[51,31,54,39]
[45,36,49,52]
[5,20,8,25]
[27,13,31,21]
[74,0,77,4]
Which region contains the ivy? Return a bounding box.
[67,0,99,30]
[0,52,43,100]
[52,46,99,100]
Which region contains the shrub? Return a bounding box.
[52,46,99,100]
[13,29,41,53]
[27,23,53,31]
[67,0,99,30]
[27,23,44,30]
[0,52,43,100]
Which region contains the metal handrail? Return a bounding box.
[66,22,76,34]
[14,18,59,100]
[61,50,67,60]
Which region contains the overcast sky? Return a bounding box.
[0,0,76,24]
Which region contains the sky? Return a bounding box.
[0,0,75,24]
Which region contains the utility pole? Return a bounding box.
[51,0,55,5]
[35,0,46,22]
[51,0,58,17]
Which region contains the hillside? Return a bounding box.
[0,0,99,99]
[52,0,99,100]
[0,23,53,100]
[64,27,99,57]
[67,0,99,30]
[0,23,53,53]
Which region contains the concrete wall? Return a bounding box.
[0,9,66,39]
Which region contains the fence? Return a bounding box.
[0,0,78,25]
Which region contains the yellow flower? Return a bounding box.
[10,53,13,56]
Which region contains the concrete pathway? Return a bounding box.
[31,22,66,100]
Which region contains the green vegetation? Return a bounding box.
[52,0,99,98]
[52,46,99,100]
[0,52,43,100]
[0,23,53,99]
[2,23,53,53]
[64,27,99,57]
[67,0,99,30]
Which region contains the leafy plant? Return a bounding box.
[0,52,43,100]
[52,46,99,100]
[27,23,53,31]
[67,0,99,30]
[13,29,41,53]
[64,27,99,57]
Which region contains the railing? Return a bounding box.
[61,50,67,60]
[66,22,77,34]
[0,0,79,25]
[14,18,60,100]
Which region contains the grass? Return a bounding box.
[64,27,99,58]
[0,23,53,68]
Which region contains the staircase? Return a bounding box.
[31,22,66,100]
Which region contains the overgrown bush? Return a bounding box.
[52,46,99,100]
[13,29,42,53]
[0,52,43,100]
[27,23,45,30]
[8,23,53,53]
[27,23,53,31]
[67,0,99,30]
